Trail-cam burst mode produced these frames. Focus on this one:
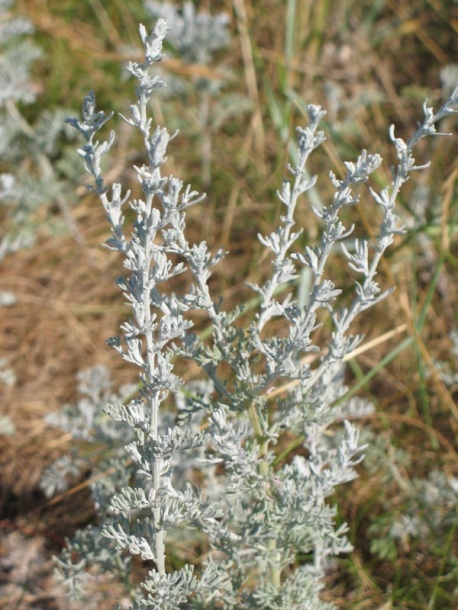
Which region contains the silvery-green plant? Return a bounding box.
[0,0,82,259]
[56,17,458,609]
[144,1,250,186]
[363,428,458,565]
[40,366,138,499]
[145,1,230,65]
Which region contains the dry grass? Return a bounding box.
[1,0,457,608]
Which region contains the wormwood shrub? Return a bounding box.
[143,1,251,187]
[0,0,82,260]
[54,18,458,610]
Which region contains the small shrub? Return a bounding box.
[51,17,458,610]
[0,0,82,260]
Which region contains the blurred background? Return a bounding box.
[0,0,457,608]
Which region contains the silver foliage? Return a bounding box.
[55,14,458,610]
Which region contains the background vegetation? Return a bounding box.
[1,0,457,608]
